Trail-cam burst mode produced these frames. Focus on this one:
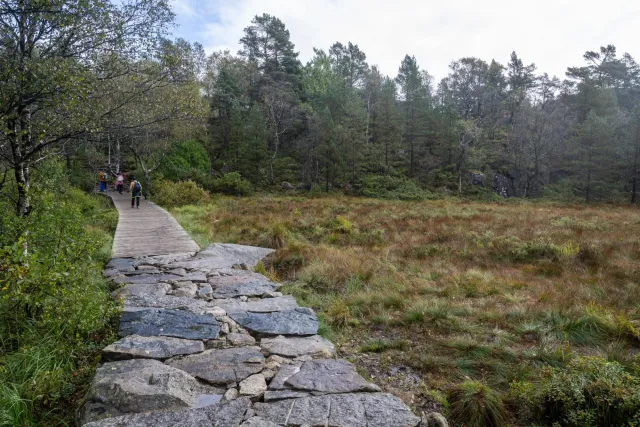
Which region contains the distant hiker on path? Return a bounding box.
[116,173,124,195]
[130,177,142,208]
[98,170,107,192]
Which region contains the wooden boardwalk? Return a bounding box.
[106,191,200,258]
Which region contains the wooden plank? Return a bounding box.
[105,191,200,258]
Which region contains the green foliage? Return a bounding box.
[359,175,431,200]
[160,140,211,182]
[511,356,640,426]
[448,380,507,427]
[210,172,254,196]
[152,179,210,207]
[0,161,117,426]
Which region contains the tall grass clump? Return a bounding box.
[448,380,507,427]
[0,161,117,426]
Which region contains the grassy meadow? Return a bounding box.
[172,196,640,425]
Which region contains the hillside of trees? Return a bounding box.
[201,14,640,203]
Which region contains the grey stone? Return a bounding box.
[170,281,198,298]
[268,363,302,390]
[80,359,200,424]
[168,268,187,276]
[240,417,281,427]
[119,309,220,340]
[260,335,335,358]
[422,412,450,427]
[103,268,121,278]
[123,268,162,276]
[227,333,256,346]
[217,296,298,313]
[102,335,204,361]
[229,308,318,336]
[166,346,265,386]
[253,393,420,427]
[263,390,310,402]
[112,273,185,284]
[136,264,159,271]
[209,272,281,299]
[106,258,135,272]
[224,388,239,401]
[239,374,267,397]
[282,359,381,394]
[197,284,213,299]
[82,396,252,427]
[169,243,274,271]
[113,282,211,312]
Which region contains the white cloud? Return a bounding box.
[181,0,640,82]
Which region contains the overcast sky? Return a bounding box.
[170,0,640,82]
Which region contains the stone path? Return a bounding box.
[106,191,199,258]
[79,203,439,426]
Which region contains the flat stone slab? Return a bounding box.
[114,284,211,313]
[260,335,335,358]
[268,360,379,394]
[263,390,310,402]
[283,359,381,394]
[102,335,205,361]
[119,309,220,340]
[168,244,274,271]
[83,396,252,427]
[209,273,281,299]
[253,393,421,427]
[113,272,207,285]
[166,346,265,385]
[229,308,318,336]
[81,359,201,424]
[240,418,281,427]
[216,296,298,313]
[106,258,135,272]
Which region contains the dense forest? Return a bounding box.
[202,15,640,202]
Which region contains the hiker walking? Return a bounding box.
[130,177,142,208]
[98,170,107,192]
[115,173,124,195]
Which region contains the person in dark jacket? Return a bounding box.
[129,177,142,208]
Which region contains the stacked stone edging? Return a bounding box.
[79,243,439,427]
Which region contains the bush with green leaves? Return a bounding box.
[210,172,254,196]
[511,356,640,426]
[159,140,211,183]
[152,179,211,207]
[0,161,117,426]
[359,175,432,200]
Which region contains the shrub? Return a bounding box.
[210,172,254,196]
[160,140,210,182]
[359,175,431,201]
[511,356,640,426]
[0,161,117,425]
[448,380,507,427]
[152,179,210,207]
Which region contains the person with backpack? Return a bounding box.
[98,170,107,192]
[129,177,142,208]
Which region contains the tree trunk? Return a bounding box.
[14,160,31,216]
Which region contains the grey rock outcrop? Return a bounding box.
[166,346,265,385]
[82,396,251,427]
[102,335,204,361]
[80,359,201,424]
[119,309,220,340]
[229,308,318,336]
[260,335,335,358]
[253,393,420,427]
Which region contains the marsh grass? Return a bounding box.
[173,196,640,424]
